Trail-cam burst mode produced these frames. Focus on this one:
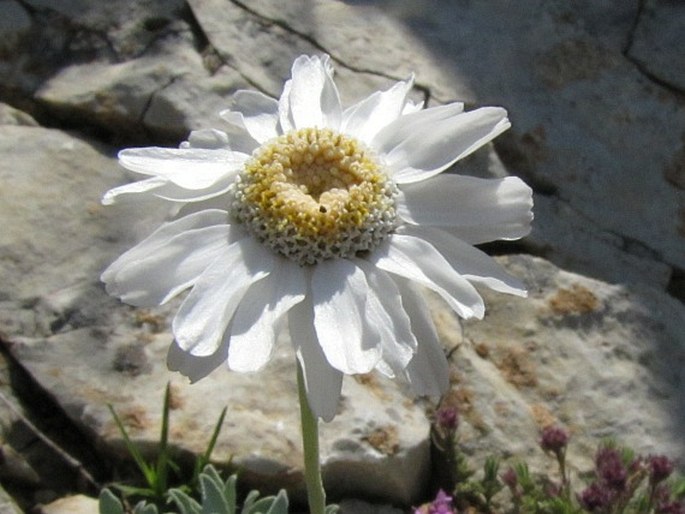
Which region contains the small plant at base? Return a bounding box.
[429,416,685,514]
[105,383,227,509]
[99,464,289,514]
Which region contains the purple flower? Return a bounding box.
[649,455,675,484]
[540,426,569,455]
[657,500,685,514]
[596,447,627,490]
[435,406,459,432]
[501,467,518,490]
[578,482,614,512]
[415,490,456,514]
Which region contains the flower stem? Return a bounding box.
[296,360,326,514]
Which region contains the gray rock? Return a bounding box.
[440,254,685,475]
[24,0,188,60]
[0,0,31,51]
[34,36,252,141]
[627,0,685,92]
[36,494,97,514]
[477,149,673,290]
[0,103,38,126]
[0,484,23,514]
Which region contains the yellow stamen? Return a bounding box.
[232,128,397,265]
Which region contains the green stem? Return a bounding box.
[296,360,326,514]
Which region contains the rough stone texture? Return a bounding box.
[627,0,685,92]
[0,102,37,127]
[0,0,684,511]
[34,43,250,143]
[436,255,685,474]
[37,494,98,514]
[0,485,22,514]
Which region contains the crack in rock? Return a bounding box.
[180,0,272,95]
[224,0,433,104]
[138,75,179,126]
[622,0,685,97]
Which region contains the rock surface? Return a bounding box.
[0,0,684,512]
[447,255,685,473]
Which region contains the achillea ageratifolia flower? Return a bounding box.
[102,55,533,421]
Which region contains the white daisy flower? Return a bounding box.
[102,55,533,421]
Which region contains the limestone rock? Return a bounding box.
[0,484,23,514]
[35,42,248,142]
[436,254,685,475]
[0,104,38,126]
[0,1,31,53]
[627,0,685,92]
[37,494,97,514]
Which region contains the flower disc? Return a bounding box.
[232,128,398,265]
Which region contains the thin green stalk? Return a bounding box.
[296,360,326,514]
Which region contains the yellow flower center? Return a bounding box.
[231,128,397,265]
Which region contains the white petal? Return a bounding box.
[402,99,424,115]
[180,129,231,149]
[173,238,274,357]
[220,90,280,144]
[398,174,533,243]
[369,234,485,319]
[353,259,416,376]
[371,102,464,155]
[227,260,306,372]
[395,279,450,397]
[398,225,527,296]
[102,209,230,281]
[342,75,414,142]
[118,147,249,190]
[102,176,168,205]
[311,259,381,374]
[108,172,238,204]
[290,297,343,422]
[153,174,236,202]
[221,118,262,154]
[279,55,342,132]
[277,78,294,133]
[167,338,228,383]
[103,225,233,306]
[377,106,510,184]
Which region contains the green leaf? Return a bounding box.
[241,490,261,514]
[154,383,173,496]
[325,505,340,514]
[200,471,230,514]
[672,476,685,499]
[114,484,158,498]
[264,490,288,514]
[99,488,124,514]
[194,408,227,478]
[246,496,278,514]
[168,488,202,514]
[222,473,238,514]
[108,404,156,488]
[484,456,500,481]
[133,501,160,514]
